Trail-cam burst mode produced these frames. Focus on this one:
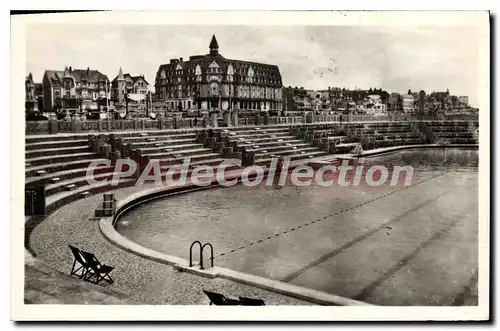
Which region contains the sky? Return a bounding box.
[26,24,480,106]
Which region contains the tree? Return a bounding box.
[407,89,412,95]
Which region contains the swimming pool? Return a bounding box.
[116,148,478,305]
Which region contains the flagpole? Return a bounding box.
[106,79,110,128]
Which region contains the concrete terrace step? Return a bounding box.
[138,143,203,154]
[245,143,311,153]
[144,147,212,159]
[25,158,107,178]
[230,135,297,145]
[26,165,115,186]
[160,157,238,170]
[256,151,328,166]
[128,138,198,149]
[123,134,197,144]
[25,134,92,144]
[25,145,90,158]
[158,153,223,167]
[234,139,304,149]
[372,129,412,134]
[218,125,288,133]
[26,152,98,167]
[25,139,89,151]
[44,171,121,196]
[255,147,320,159]
[223,128,290,136]
[225,131,291,140]
[45,178,137,213]
[107,128,204,139]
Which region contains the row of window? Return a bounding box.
[158,76,282,85]
[166,66,273,76]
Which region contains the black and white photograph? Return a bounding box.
[10,10,490,321]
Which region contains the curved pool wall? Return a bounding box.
[99,171,371,306]
[106,146,480,304]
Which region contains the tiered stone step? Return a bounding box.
[245,142,311,153]
[220,126,331,166]
[24,134,139,215]
[255,146,322,159]
[139,143,201,154]
[25,145,90,158]
[236,139,304,149]
[44,171,124,196]
[25,133,90,144]
[107,128,203,139]
[146,147,215,160]
[26,165,115,187]
[223,127,290,135]
[25,139,89,151]
[25,159,110,178]
[256,151,328,166]
[230,135,295,145]
[116,130,235,172]
[45,178,137,214]
[26,152,97,167]
[122,133,197,145]
[158,152,225,167]
[424,121,479,144]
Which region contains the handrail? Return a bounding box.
[188,241,214,269]
[201,243,214,269]
[189,240,202,267]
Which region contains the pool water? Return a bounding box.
[116,148,479,306]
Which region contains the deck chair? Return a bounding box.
[80,251,114,285]
[202,290,240,305]
[68,245,89,279]
[239,296,266,306]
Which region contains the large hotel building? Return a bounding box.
[154,35,283,114]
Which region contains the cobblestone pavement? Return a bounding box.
[25,258,134,304]
[28,184,312,305]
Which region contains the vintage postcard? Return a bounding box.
[11,10,490,321]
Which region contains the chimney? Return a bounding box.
[180,57,183,62]
[69,66,72,74]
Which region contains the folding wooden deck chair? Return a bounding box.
[239,296,266,306]
[68,245,90,279]
[202,290,240,305]
[80,251,115,285]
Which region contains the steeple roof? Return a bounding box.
[63,66,71,78]
[118,67,124,80]
[209,35,219,50]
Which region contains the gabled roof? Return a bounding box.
[156,53,281,80]
[112,73,149,85]
[131,75,149,85]
[155,35,282,86]
[44,68,108,85]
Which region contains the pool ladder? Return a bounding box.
[189,240,214,269]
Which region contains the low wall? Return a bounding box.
[25,112,479,135]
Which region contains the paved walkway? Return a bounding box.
[25,254,135,304]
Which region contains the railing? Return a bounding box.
[25,112,479,135]
[189,240,214,269]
